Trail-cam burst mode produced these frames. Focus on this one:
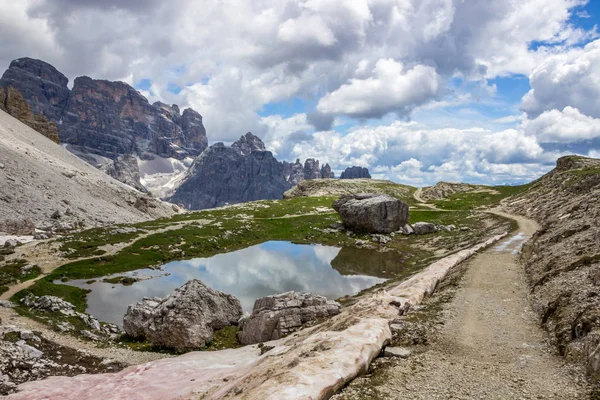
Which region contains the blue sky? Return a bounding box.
[3,0,600,186]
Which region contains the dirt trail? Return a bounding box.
[337,211,590,399]
[412,187,444,210]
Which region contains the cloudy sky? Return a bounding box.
[1,0,599,185]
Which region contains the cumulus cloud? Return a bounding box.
[522,106,600,142]
[0,0,594,141]
[290,121,549,185]
[317,59,441,119]
[0,0,598,184]
[521,39,600,118]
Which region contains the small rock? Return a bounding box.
[4,239,20,248]
[16,341,43,359]
[19,330,35,340]
[80,330,101,341]
[384,346,411,358]
[50,210,61,219]
[412,222,439,235]
[0,300,14,308]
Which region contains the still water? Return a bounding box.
[59,241,406,326]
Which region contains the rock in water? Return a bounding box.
[333,194,409,234]
[340,166,371,179]
[123,280,242,352]
[238,291,342,345]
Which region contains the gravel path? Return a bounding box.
[336,211,591,399]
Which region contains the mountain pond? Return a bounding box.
[57,241,408,326]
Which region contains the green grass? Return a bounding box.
[431,184,533,211]
[11,195,514,346]
[59,227,145,259]
[566,166,600,178]
[11,278,90,312]
[0,259,41,295]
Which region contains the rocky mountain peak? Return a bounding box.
[231,132,266,155]
[340,166,371,179]
[0,58,70,122]
[0,58,208,162]
[168,136,289,210]
[555,155,600,172]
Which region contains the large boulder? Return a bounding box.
[123,280,242,352]
[238,291,342,345]
[333,194,409,234]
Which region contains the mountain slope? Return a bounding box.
[504,155,600,381]
[0,109,175,234]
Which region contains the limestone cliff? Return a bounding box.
[168,133,291,210]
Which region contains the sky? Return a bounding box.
[1,0,599,186]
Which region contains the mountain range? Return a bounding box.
[0,58,362,209]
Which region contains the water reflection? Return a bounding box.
[60,241,391,326]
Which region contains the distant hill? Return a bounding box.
[283,178,415,204]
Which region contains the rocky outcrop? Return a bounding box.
[283,178,413,200]
[101,154,147,193]
[420,181,492,201]
[231,131,266,155]
[0,58,70,122]
[303,158,322,180]
[283,159,335,185]
[340,166,371,179]
[283,159,306,186]
[504,155,600,381]
[167,133,291,210]
[0,58,207,161]
[237,291,342,345]
[321,163,334,179]
[123,279,243,352]
[0,86,59,143]
[333,194,409,234]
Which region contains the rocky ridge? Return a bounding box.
[0,58,208,161]
[420,181,493,201]
[504,155,600,381]
[283,178,413,200]
[167,133,292,210]
[0,86,59,143]
[282,158,335,186]
[340,166,371,179]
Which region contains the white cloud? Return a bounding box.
[290,120,548,185]
[0,0,594,143]
[521,39,600,118]
[522,106,600,142]
[493,115,524,124]
[317,59,441,118]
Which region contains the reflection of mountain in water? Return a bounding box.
[330,247,407,279]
